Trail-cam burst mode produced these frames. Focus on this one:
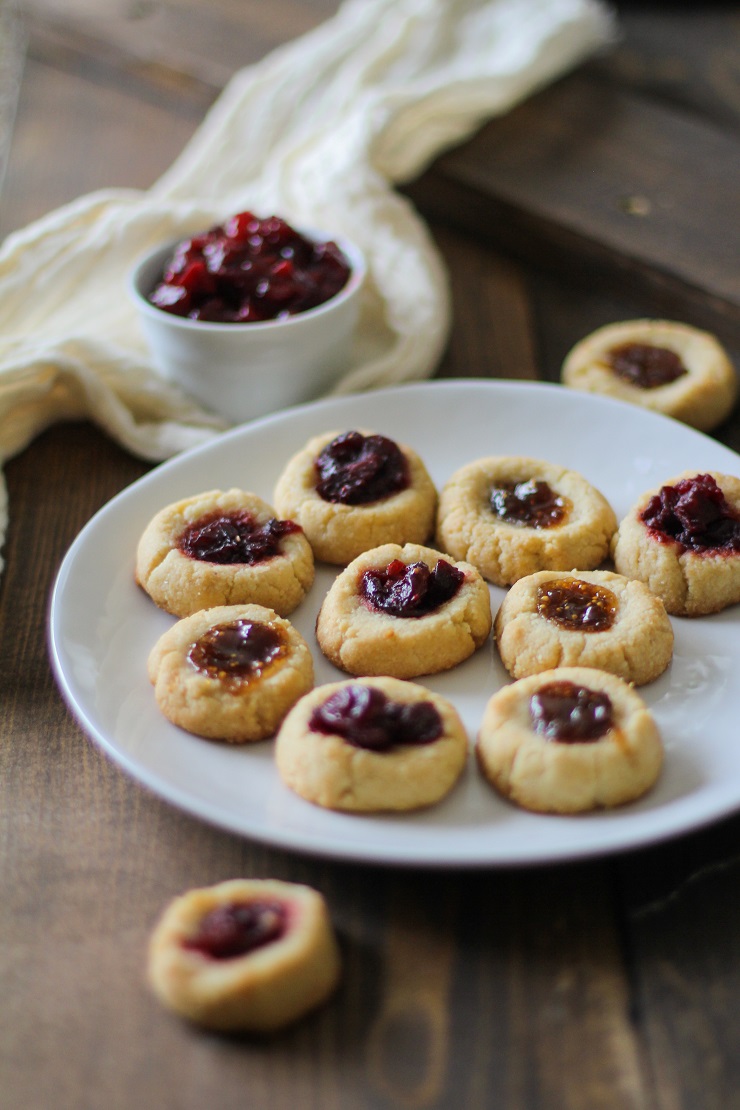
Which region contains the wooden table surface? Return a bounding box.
[2,3,740,1108]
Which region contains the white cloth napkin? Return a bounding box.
[0,0,616,572]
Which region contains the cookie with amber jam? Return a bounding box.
[273,429,437,565]
[561,319,737,432]
[611,470,740,615]
[275,677,468,812]
[495,569,673,685]
[147,603,313,742]
[136,488,314,618]
[476,666,663,814]
[315,542,492,678]
[436,456,616,587]
[147,878,341,1032]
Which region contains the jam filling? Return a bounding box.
[640,473,740,553]
[490,479,567,528]
[536,578,618,632]
[188,619,286,688]
[184,900,286,960]
[360,558,464,618]
[314,431,409,505]
[309,684,443,752]
[148,211,351,322]
[529,680,614,743]
[606,342,687,389]
[178,510,302,565]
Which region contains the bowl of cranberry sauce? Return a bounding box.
[129,211,365,424]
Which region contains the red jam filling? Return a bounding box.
[147,211,351,322]
[360,557,464,618]
[178,510,302,565]
[184,900,286,960]
[607,342,687,389]
[640,473,740,553]
[529,680,613,743]
[536,578,618,632]
[490,479,567,528]
[309,684,442,752]
[314,431,409,505]
[187,619,286,688]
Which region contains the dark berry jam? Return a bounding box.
[640,473,740,553]
[490,479,567,528]
[148,211,351,322]
[310,684,442,752]
[536,578,618,632]
[529,680,614,743]
[184,901,286,960]
[607,342,687,389]
[315,431,409,505]
[178,510,301,565]
[360,557,464,618]
[188,619,286,688]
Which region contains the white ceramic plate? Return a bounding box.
[49,380,740,867]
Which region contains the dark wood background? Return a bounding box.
[2,3,739,1107]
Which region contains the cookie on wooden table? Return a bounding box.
[148,878,341,1032]
[436,456,616,587]
[476,666,663,814]
[494,569,673,685]
[147,603,313,742]
[273,429,437,564]
[561,319,737,432]
[275,676,468,812]
[315,542,492,678]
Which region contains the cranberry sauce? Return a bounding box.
[178,510,301,565]
[148,211,351,322]
[315,431,409,505]
[360,557,464,618]
[607,342,687,389]
[529,680,614,743]
[536,578,618,632]
[640,473,740,553]
[184,901,286,960]
[188,619,286,688]
[490,479,567,528]
[309,684,442,752]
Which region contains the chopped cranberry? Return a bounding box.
[640,473,740,553]
[178,510,302,565]
[529,680,613,743]
[188,619,286,688]
[310,684,442,752]
[314,431,409,505]
[607,342,687,389]
[490,479,567,528]
[360,558,464,617]
[184,901,286,960]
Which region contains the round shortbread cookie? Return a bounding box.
[476,666,663,814]
[147,879,341,1032]
[147,603,314,742]
[275,677,468,812]
[561,319,737,432]
[436,456,617,587]
[611,470,740,616]
[136,488,314,618]
[315,542,492,678]
[494,569,673,685]
[273,429,437,565]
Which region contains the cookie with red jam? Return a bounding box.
[147,603,313,742]
[495,569,673,685]
[562,319,737,432]
[476,666,663,814]
[436,456,617,587]
[315,542,492,678]
[611,470,740,615]
[147,878,341,1032]
[275,677,468,812]
[136,489,314,618]
[273,429,437,565]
